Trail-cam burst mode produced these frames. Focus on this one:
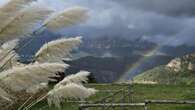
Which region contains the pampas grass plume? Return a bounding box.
[55,71,90,88]
[47,83,97,109]
[0,63,69,92]
[35,36,82,63]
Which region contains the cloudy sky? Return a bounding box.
[1,0,195,46]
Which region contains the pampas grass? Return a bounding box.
[0,63,69,92]
[42,6,88,31]
[22,75,97,110]
[35,36,82,63]
[54,71,90,88]
[0,87,14,110]
[0,0,36,30]
[0,51,19,72]
[0,6,88,70]
[0,1,95,109]
[0,3,52,41]
[1,39,19,50]
[0,87,12,102]
[0,39,19,71]
[26,83,48,94]
[47,83,97,109]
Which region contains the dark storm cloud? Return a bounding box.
[114,0,195,17]
[41,0,195,46]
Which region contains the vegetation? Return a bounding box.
[29,84,195,110]
[0,0,98,109]
[133,65,195,85]
[0,0,194,110]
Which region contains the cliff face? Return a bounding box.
[166,58,182,72]
[166,54,195,72]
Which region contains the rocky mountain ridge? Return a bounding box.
[133,53,195,84]
[166,54,195,72]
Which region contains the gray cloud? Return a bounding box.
[114,0,195,17]
[37,0,195,46]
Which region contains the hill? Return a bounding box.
[133,65,195,84]
[133,54,195,85]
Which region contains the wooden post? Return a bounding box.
[128,84,132,103]
[102,100,106,110]
[121,90,126,110]
[78,107,84,110]
[144,103,148,110]
[78,104,85,110]
[111,93,115,110]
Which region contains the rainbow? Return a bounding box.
[117,38,176,82]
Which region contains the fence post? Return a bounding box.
[78,105,85,110]
[121,90,126,110]
[79,98,87,110]
[144,105,147,110]
[144,100,148,110]
[102,100,106,110]
[111,92,115,110]
[128,84,132,103]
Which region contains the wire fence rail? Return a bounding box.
[145,100,195,104]
[79,103,146,110]
[79,100,195,110]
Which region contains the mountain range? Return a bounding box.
[17,34,195,82]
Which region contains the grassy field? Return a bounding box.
[29,84,195,110]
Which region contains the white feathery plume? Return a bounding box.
[0,87,12,102]
[25,83,48,94]
[47,83,97,109]
[0,0,36,30]
[35,36,82,63]
[0,39,19,71]
[55,71,90,88]
[0,51,19,72]
[42,6,88,31]
[0,3,52,41]
[0,63,69,92]
[1,39,19,50]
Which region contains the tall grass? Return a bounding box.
[0,0,96,109]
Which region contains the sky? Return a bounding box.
[1,0,195,46]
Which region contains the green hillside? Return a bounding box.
[133,65,195,85]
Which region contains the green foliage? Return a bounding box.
[29,84,195,110]
[133,65,195,85]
